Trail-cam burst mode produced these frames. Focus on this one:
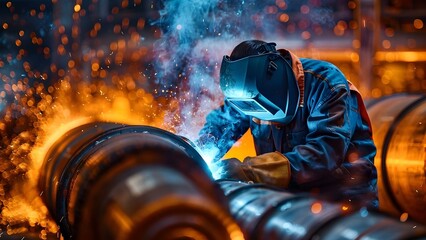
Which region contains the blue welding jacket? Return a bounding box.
[197,49,378,208]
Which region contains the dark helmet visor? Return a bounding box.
[219,53,300,124]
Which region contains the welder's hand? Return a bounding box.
[213,158,253,182]
[243,151,291,188]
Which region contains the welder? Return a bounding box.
[196,40,378,209]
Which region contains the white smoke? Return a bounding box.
[150,0,338,170]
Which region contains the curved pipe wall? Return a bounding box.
[218,180,426,240]
[38,122,243,240]
[33,104,426,239]
[366,94,426,225]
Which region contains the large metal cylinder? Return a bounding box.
[38,122,243,240]
[366,94,426,225]
[218,180,426,240]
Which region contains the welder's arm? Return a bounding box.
[215,152,291,188]
[196,101,250,161]
[285,86,357,188]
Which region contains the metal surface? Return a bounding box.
[367,94,426,225]
[34,108,426,239]
[219,180,426,240]
[38,122,243,240]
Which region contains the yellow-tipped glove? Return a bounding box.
[215,151,291,188]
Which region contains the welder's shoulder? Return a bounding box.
[300,58,342,75]
[300,58,348,88]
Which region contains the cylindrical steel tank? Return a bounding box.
[38,122,243,240]
[218,180,426,240]
[366,94,426,225]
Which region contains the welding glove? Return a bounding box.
[214,158,253,182]
[216,152,291,188]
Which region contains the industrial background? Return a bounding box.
[0,0,425,239]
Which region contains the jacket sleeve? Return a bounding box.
[342,87,377,191]
[285,74,357,189]
[196,100,251,161]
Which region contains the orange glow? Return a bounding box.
[96,49,105,58]
[223,130,256,160]
[375,51,426,62]
[413,19,423,29]
[350,52,359,62]
[122,18,130,28]
[279,13,289,23]
[118,39,126,49]
[348,152,360,163]
[348,1,357,9]
[400,212,409,222]
[72,26,80,38]
[1,193,58,235]
[385,27,395,37]
[43,47,50,55]
[61,35,69,45]
[137,18,146,29]
[311,202,322,214]
[91,62,100,71]
[94,22,102,31]
[382,40,391,49]
[131,32,140,42]
[122,0,129,8]
[276,0,286,9]
[15,39,22,47]
[58,25,65,34]
[352,39,360,49]
[110,42,118,51]
[74,4,81,12]
[114,24,122,34]
[57,69,65,77]
[112,7,119,14]
[68,60,75,68]
[57,44,65,55]
[0,36,175,234]
[301,31,311,40]
[90,29,97,38]
[333,21,347,36]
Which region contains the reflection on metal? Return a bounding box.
[367,93,426,225]
[219,180,426,240]
[33,114,426,239]
[38,122,243,240]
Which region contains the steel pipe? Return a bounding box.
[218,180,426,240]
[35,112,426,240]
[366,93,426,225]
[38,122,243,240]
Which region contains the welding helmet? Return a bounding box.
[219,43,300,124]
